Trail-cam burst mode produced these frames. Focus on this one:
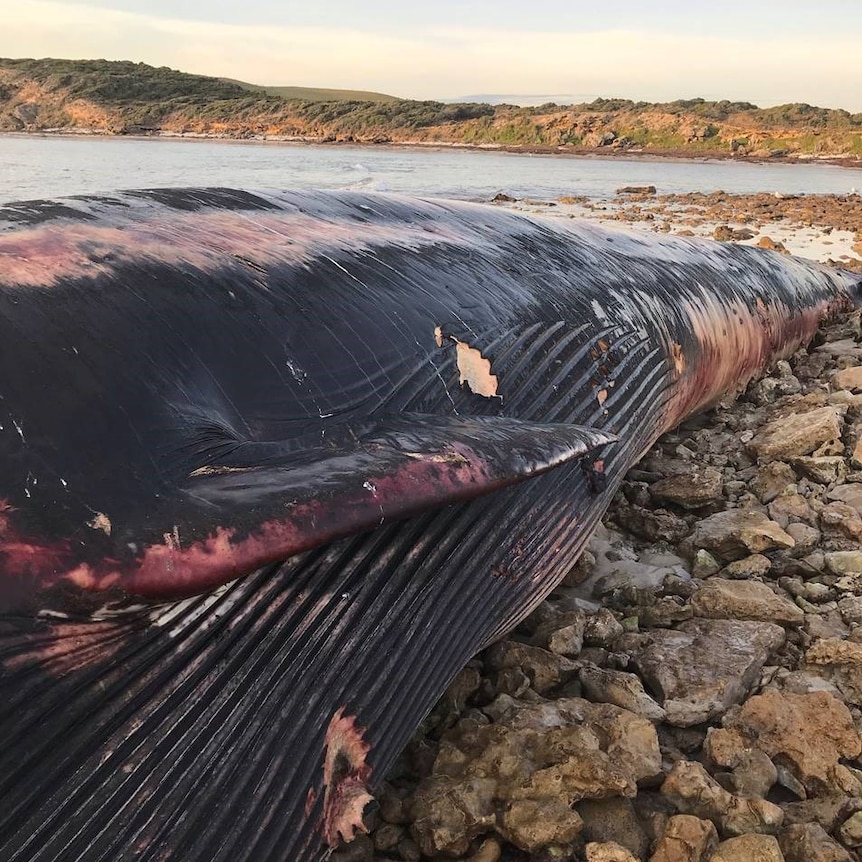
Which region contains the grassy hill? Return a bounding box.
[1,58,861,160]
[222,78,397,103]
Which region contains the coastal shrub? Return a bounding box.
[2,57,861,154]
[587,97,640,111]
[664,99,757,120]
[489,121,546,145]
[0,58,249,103]
[282,99,494,132]
[751,103,858,129]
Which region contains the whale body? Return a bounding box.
[0,189,857,861]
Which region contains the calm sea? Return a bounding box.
[1,134,860,204]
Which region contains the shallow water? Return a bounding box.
[1,134,860,204]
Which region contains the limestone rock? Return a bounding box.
[648,814,718,862]
[499,798,583,853]
[661,760,784,837]
[584,609,625,647]
[806,609,853,644]
[618,501,691,544]
[838,595,862,625]
[750,370,802,405]
[439,666,482,714]
[409,775,497,857]
[751,462,797,503]
[820,502,862,543]
[585,841,641,862]
[465,837,503,862]
[715,689,862,796]
[782,796,854,830]
[578,797,649,859]
[692,549,721,578]
[838,811,862,848]
[531,609,586,657]
[833,365,862,391]
[747,407,843,461]
[784,523,821,556]
[768,493,815,528]
[711,834,784,862]
[579,665,667,721]
[565,548,599,589]
[779,823,853,862]
[649,464,724,509]
[686,510,794,562]
[815,338,861,358]
[620,619,785,726]
[824,551,862,575]
[690,579,804,626]
[793,456,847,485]
[719,554,772,579]
[805,638,862,705]
[373,822,406,853]
[827,484,862,516]
[484,640,577,693]
[704,728,778,798]
[778,669,844,699]
[410,696,661,856]
[757,236,788,254]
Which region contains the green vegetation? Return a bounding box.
[223,79,398,103]
[0,58,860,158]
[292,98,494,132]
[1,58,248,102]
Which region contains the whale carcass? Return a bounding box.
[0,188,857,861]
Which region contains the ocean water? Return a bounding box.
[1,133,860,204]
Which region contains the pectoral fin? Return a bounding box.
[132,415,616,598]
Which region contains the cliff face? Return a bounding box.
[2,59,862,160]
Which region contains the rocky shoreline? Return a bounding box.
[4,130,862,170]
[509,191,862,273]
[333,208,862,862]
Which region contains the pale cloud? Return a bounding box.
[3,0,860,111]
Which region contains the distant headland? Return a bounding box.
[1,58,861,164]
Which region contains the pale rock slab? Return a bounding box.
[690,578,803,626]
[620,619,785,726]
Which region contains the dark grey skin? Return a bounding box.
[0,189,857,860]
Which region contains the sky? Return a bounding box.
[4,0,862,111]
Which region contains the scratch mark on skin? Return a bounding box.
[320,255,369,289]
[188,465,262,478]
[321,708,373,847]
[163,526,182,554]
[285,358,307,383]
[148,581,242,637]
